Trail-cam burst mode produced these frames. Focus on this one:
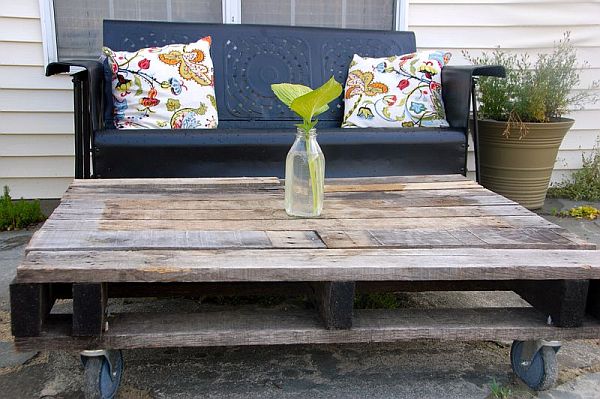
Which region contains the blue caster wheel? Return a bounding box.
[510,340,559,391]
[81,350,124,399]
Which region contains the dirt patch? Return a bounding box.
[0,310,12,342]
[117,384,155,399]
[559,362,600,385]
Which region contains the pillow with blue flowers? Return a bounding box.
[342,50,451,128]
[103,37,218,129]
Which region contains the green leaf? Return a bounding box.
[134,75,142,89]
[290,76,342,124]
[271,83,312,107]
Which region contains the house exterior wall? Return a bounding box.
[0,0,598,198]
[409,0,600,182]
[0,0,74,198]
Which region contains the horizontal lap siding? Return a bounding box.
[0,1,74,199]
[410,0,600,184]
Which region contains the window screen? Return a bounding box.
[241,0,395,30]
[52,0,396,60]
[53,0,223,60]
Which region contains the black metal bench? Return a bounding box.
[46,20,504,180]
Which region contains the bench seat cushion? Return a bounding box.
[94,128,467,178]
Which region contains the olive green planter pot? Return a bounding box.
[477,118,574,210]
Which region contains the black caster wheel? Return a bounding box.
[81,350,124,399]
[510,340,559,391]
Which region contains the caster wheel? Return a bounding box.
[510,341,558,391]
[82,350,124,399]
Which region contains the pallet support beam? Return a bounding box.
[311,281,355,330]
[515,280,589,327]
[10,281,55,337]
[587,280,600,320]
[73,283,108,336]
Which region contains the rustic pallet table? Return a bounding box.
[10,175,600,396]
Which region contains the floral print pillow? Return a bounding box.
[103,37,218,129]
[342,51,451,128]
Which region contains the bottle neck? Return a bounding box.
[296,128,317,140]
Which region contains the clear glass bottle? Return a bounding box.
[285,128,325,217]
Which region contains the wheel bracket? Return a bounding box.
[519,340,561,367]
[80,349,120,379]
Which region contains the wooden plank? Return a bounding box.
[9,281,54,337]
[64,180,480,195]
[72,283,107,336]
[71,177,281,186]
[48,205,534,221]
[318,227,589,249]
[38,215,558,232]
[324,175,469,184]
[27,230,327,252]
[16,248,600,283]
[14,308,600,351]
[60,188,493,201]
[57,194,515,210]
[311,282,355,329]
[71,175,467,188]
[28,227,586,252]
[325,183,406,192]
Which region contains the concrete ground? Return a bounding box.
[1,199,600,398]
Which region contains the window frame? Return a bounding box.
[39,0,409,66]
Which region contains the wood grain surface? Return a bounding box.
[17,175,599,284]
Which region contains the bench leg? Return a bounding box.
[311,281,355,330]
[10,281,55,337]
[515,280,589,327]
[73,283,107,336]
[587,280,600,320]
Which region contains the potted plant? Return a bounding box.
[465,33,599,209]
[271,77,342,217]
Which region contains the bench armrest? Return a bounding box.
[442,65,505,182]
[46,60,105,178]
[441,65,505,129]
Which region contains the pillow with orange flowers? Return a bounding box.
[342,51,451,128]
[103,37,218,129]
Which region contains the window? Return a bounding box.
[42,0,408,63]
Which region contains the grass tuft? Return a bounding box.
[548,143,600,201]
[489,378,512,399]
[0,186,45,231]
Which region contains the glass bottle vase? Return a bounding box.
[285,128,325,217]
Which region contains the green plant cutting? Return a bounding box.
[271,77,343,213]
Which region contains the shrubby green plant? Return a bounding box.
[0,186,45,231]
[548,141,600,201]
[464,32,599,137]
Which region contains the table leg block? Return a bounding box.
[311,281,355,330]
[587,280,600,320]
[10,281,55,337]
[73,283,107,336]
[515,280,589,327]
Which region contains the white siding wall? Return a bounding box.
[0,0,74,198]
[1,0,599,198]
[409,0,600,182]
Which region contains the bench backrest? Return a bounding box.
[103,20,416,129]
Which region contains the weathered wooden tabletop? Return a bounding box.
[17,174,600,284]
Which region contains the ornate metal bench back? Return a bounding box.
[103,20,416,129]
